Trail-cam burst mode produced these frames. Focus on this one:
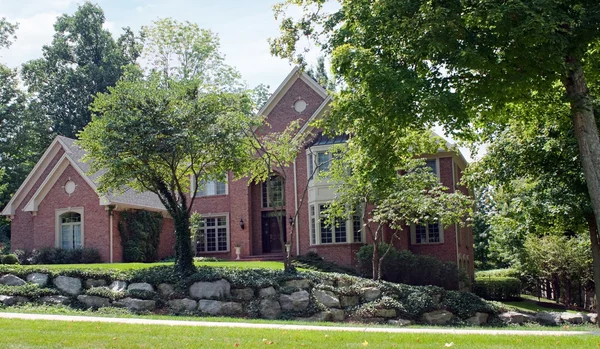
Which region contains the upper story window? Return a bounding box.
[309,203,364,245]
[307,150,333,180]
[411,222,444,244]
[424,159,438,177]
[262,175,285,208]
[195,176,227,197]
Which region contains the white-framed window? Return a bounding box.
[55,207,84,249]
[195,214,229,253]
[262,175,285,208]
[194,175,228,197]
[309,203,364,245]
[424,158,439,177]
[307,149,333,180]
[411,222,444,244]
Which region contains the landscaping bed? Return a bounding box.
[0,264,594,327]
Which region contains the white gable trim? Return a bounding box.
[296,96,332,138]
[1,137,65,216]
[257,66,328,118]
[22,153,98,212]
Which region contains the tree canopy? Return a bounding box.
[21,2,141,138]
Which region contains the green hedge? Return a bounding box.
[357,243,460,290]
[118,210,162,263]
[475,269,519,278]
[1,254,19,265]
[473,276,521,301]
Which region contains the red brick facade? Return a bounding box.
[4,68,473,275]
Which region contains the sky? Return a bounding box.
[0,0,478,160]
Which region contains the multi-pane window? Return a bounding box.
[425,159,438,176]
[196,216,228,253]
[309,204,363,245]
[262,175,284,208]
[413,222,442,244]
[307,153,315,179]
[197,177,227,196]
[317,151,330,172]
[60,212,82,250]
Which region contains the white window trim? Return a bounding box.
[306,145,334,181]
[424,158,440,179]
[191,174,229,197]
[195,212,230,253]
[410,222,444,245]
[55,207,84,249]
[308,202,364,246]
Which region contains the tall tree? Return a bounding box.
[21,2,141,138]
[80,19,255,275]
[0,17,17,52]
[270,0,600,319]
[306,56,336,91]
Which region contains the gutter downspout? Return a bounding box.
[451,157,459,267]
[293,158,300,255]
[108,205,115,263]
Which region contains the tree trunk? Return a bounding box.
[172,210,196,276]
[588,215,600,320]
[564,60,600,324]
[372,240,380,280]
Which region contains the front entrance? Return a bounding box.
[261,211,286,253]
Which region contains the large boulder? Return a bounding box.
[314,289,340,308]
[279,290,310,311]
[374,308,397,318]
[258,286,277,298]
[284,279,311,289]
[198,300,243,316]
[53,276,82,296]
[340,295,359,308]
[127,282,154,292]
[117,298,156,311]
[298,311,332,322]
[330,309,345,322]
[360,287,381,302]
[169,298,197,313]
[157,283,175,298]
[0,295,28,306]
[85,279,107,289]
[109,281,127,292]
[0,274,26,286]
[422,310,453,325]
[498,311,526,324]
[561,312,585,324]
[259,299,281,319]
[588,313,598,324]
[466,312,489,325]
[27,273,49,287]
[77,295,110,308]
[336,279,353,288]
[535,312,561,326]
[40,295,69,305]
[189,279,230,300]
[231,288,255,301]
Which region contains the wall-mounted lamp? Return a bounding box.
[239,218,245,230]
[288,215,294,227]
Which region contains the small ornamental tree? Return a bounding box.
[79,71,253,275]
[324,130,472,280]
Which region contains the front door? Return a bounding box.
[261,211,286,253]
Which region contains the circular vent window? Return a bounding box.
[64,180,76,195]
[293,99,307,113]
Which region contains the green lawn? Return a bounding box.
[0,318,596,348]
[34,260,287,271]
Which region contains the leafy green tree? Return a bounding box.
[21,2,141,138]
[270,0,600,317]
[0,17,17,52]
[79,70,254,275]
[324,130,472,280]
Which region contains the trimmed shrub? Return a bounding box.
[473,277,521,301]
[357,243,460,290]
[118,210,162,263]
[1,254,19,265]
[30,247,102,264]
[475,269,519,278]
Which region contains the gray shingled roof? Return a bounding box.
[58,136,166,211]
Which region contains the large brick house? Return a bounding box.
[1,67,473,275]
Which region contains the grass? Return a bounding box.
[33,260,288,271]
[0,318,597,348]
[502,294,589,314]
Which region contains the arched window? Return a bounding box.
[262,175,285,208]
[60,212,82,250]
